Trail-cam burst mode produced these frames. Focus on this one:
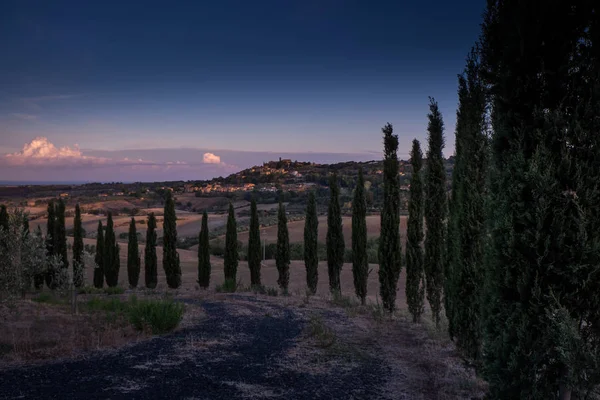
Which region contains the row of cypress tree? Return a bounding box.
[399,1,600,397]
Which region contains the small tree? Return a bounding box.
[224,203,238,286]
[72,203,84,288]
[326,172,345,294]
[276,197,290,291]
[304,191,319,294]
[197,210,211,288]
[55,199,68,272]
[127,217,141,288]
[162,190,181,288]
[104,212,120,287]
[406,139,425,322]
[45,200,57,289]
[144,213,158,289]
[248,198,262,286]
[93,220,104,288]
[352,168,368,304]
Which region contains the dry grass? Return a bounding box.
[0,299,143,368]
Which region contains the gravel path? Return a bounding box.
[0,296,388,400]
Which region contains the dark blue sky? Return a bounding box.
[0,0,484,181]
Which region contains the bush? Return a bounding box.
[251,284,279,296]
[85,296,130,313]
[215,278,238,293]
[210,239,225,257]
[104,286,125,295]
[128,298,184,334]
[289,243,304,260]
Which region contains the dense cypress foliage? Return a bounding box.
[0,205,8,233]
[162,191,181,288]
[378,123,401,312]
[144,213,158,289]
[72,204,85,288]
[223,203,238,284]
[276,198,290,291]
[480,1,600,397]
[103,212,120,287]
[55,199,68,273]
[127,218,141,288]
[424,98,447,327]
[93,220,104,288]
[304,191,319,294]
[406,139,425,322]
[326,173,344,294]
[351,167,368,304]
[0,205,8,253]
[197,210,211,288]
[248,198,262,286]
[45,200,57,288]
[445,50,488,359]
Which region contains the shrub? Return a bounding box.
[104,286,125,295]
[215,278,237,293]
[128,298,184,334]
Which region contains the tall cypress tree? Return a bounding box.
[162,191,181,288]
[72,203,85,288]
[424,98,447,327]
[480,1,600,397]
[304,191,319,294]
[93,220,104,288]
[406,139,425,322]
[248,198,262,287]
[197,210,211,288]
[127,217,141,288]
[352,168,368,304]
[224,203,238,285]
[55,199,68,274]
[276,197,290,291]
[379,123,402,312]
[446,49,488,359]
[144,213,158,289]
[0,205,8,253]
[103,212,120,287]
[45,200,57,288]
[326,172,344,294]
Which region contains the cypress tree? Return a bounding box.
[352,167,368,305]
[197,210,211,288]
[406,139,425,322]
[0,204,8,233]
[480,2,600,397]
[0,205,8,253]
[45,200,57,288]
[326,172,344,294]
[72,203,85,288]
[379,123,402,312]
[127,217,141,288]
[276,197,290,291]
[55,199,68,273]
[22,213,29,237]
[424,98,447,327]
[144,213,158,289]
[248,198,262,287]
[162,190,181,288]
[224,203,238,285]
[33,222,45,289]
[446,49,488,359]
[103,212,120,287]
[304,191,319,294]
[93,220,104,288]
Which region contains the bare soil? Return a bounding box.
[0,292,485,399]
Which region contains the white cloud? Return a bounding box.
[203,152,221,164]
[3,137,108,166]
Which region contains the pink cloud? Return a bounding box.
[4,137,110,166]
[203,152,221,164]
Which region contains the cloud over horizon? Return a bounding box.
[0,137,380,182]
[202,152,221,164]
